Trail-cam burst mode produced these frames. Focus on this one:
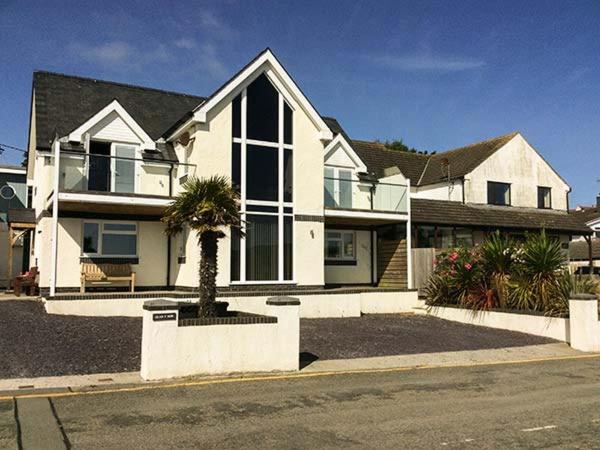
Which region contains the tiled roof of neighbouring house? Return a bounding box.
[418,132,519,185]
[569,238,600,261]
[570,206,600,225]
[411,198,592,234]
[325,117,519,186]
[32,71,206,161]
[351,140,430,183]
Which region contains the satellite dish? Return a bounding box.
[179,132,190,146]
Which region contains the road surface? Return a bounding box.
[3,356,600,449]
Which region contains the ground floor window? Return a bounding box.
[415,225,474,249]
[82,221,137,257]
[325,230,355,261]
[230,212,293,282]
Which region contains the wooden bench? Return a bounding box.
[80,263,135,293]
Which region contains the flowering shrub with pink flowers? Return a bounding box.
[425,231,597,315]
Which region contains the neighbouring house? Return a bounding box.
[568,198,600,274]
[24,48,590,301]
[324,120,590,286]
[0,165,30,288]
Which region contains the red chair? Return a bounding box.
[13,267,38,297]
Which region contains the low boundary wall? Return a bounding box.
[45,290,421,318]
[140,298,300,380]
[424,306,569,341]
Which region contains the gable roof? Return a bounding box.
[351,140,429,182]
[33,71,205,151]
[419,132,519,185]
[168,48,333,141]
[323,120,524,187]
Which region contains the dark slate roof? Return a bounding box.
[33,71,205,159]
[7,208,35,224]
[569,238,600,261]
[419,132,518,185]
[351,140,430,182]
[411,198,592,234]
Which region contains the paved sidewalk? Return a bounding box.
[301,342,583,372]
[0,343,586,395]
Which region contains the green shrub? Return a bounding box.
[424,230,578,316]
[508,231,568,313]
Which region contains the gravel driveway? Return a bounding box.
[0,302,556,379]
[300,314,555,361]
[0,301,141,379]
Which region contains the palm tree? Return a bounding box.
[163,176,242,317]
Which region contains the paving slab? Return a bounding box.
[16,397,66,449]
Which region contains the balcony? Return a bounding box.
[324,176,409,224]
[49,151,191,215]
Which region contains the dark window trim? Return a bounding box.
[487,181,511,206]
[537,186,552,209]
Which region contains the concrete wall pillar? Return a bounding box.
[266,296,300,371]
[569,294,600,352]
[140,300,180,380]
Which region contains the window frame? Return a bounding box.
[81,220,138,258]
[85,140,140,194]
[324,165,355,209]
[230,73,296,284]
[325,230,356,262]
[537,186,552,209]
[487,181,511,206]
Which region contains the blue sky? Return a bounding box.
[1,0,599,205]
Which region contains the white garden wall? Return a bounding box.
[140,298,300,380]
[45,290,420,318]
[424,306,569,341]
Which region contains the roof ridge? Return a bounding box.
[350,139,431,157]
[433,131,519,157]
[33,70,206,100]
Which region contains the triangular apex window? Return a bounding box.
[232,73,293,144]
[230,73,294,283]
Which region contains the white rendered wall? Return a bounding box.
[465,135,570,210]
[45,290,420,318]
[140,301,300,380]
[325,230,372,285]
[424,306,569,341]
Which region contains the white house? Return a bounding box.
[23,48,589,306]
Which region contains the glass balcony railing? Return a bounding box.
[57,151,189,197]
[324,177,408,214]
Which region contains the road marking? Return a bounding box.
[522,425,557,432]
[0,353,598,402]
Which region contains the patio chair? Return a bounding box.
[13,266,38,297]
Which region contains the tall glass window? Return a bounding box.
[230,73,294,282]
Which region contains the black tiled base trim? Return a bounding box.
[179,315,278,326]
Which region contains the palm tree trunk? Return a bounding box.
[198,231,219,317]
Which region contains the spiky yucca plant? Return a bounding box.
[480,231,515,308]
[162,176,242,317]
[508,231,568,313]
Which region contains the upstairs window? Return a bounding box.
[487,181,511,206]
[538,186,551,209]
